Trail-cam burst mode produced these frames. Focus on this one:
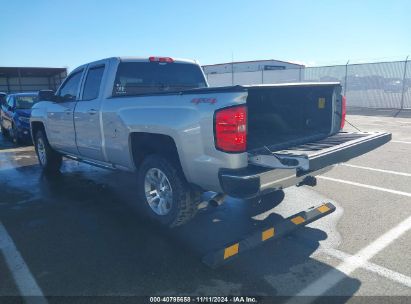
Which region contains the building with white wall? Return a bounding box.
[202,59,303,74]
[202,59,304,87]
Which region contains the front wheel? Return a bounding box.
[10,124,21,145]
[0,124,8,137]
[34,130,62,173]
[137,155,200,227]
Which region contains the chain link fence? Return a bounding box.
[205,60,411,109]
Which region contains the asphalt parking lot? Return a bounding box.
[0,109,410,303]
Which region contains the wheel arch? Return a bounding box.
[129,132,186,179]
[30,121,46,142]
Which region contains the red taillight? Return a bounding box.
[149,56,174,63]
[341,96,347,129]
[215,105,247,152]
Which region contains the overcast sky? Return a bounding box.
[0,0,410,71]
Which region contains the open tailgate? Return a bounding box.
[249,132,392,173]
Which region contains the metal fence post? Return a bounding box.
[299,67,302,82]
[231,55,234,85]
[17,68,23,92]
[261,69,264,84]
[6,76,10,93]
[344,60,349,96]
[400,56,409,110]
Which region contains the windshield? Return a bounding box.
[15,95,39,109]
[112,62,207,96]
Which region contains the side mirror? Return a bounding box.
[7,105,13,112]
[38,89,56,101]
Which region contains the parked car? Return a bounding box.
[0,92,39,144]
[384,78,403,93]
[30,56,391,227]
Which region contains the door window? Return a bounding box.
[82,65,105,100]
[58,70,83,102]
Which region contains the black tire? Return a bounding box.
[34,130,62,173]
[137,154,200,228]
[0,124,8,138]
[10,124,21,145]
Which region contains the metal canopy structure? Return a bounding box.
[0,67,67,93]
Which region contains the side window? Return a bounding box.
[82,65,105,101]
[58,70,83,102]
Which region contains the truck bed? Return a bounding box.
[246,83,342,152]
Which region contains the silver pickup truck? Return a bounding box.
[31,56,391,227]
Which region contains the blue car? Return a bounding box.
[0,92,39,144]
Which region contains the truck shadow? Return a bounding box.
[0,162,360,300]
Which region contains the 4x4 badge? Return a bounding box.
[191,98,217,105]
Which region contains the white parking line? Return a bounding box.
[0,222,47,303]
[392,140,411,144]
[341,163,411,177]
[321,247,411,288]
[318,176,411,198]
[293,214,411,298]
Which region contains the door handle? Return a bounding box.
[87,109,98,115]
[64,109,72,115]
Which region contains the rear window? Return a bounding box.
[112,62,207,96]
[15,95,39,109]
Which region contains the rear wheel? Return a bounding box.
[34,130,62,173]
[137,154,200,227]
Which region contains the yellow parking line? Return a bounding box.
[291,216,305,225]
[262,228,275,241]
[224,243,239,259]
[317,205,330,213]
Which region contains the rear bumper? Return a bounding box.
[219,165,329,199]
[219,131,392,199]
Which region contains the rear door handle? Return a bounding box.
[87,109,98,115]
